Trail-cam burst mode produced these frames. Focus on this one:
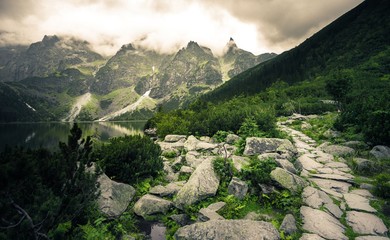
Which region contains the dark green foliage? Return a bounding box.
[241,158,278,189]
[212,130,233,143]
[0,123,98,239]
[374,173,390,199]
[213,157,235,192]
[96,135,163,184]
[260,190,302,214]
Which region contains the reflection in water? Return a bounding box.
[0,121,146,151]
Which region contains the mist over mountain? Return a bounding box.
[0,36,275,122]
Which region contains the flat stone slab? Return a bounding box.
[301,206,347,240]
[324,202,343,219]
[296,154,324,171]
[355,237,390,240]
[310,173,353,182]
[346,211,388,236]
[174,220,280,240]
[350,189,374,198]
[310,178,351,194]
[344,193,377,213]
[302,186,332,208]
[325,162,349,169]
[300,233,326,240]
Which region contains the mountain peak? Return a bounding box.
[42,35,60,45]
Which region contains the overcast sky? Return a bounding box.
[0,0,363,56]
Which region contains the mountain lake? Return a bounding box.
[0,121,147,151]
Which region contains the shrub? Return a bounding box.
[374,173,390,199]
[96,135,163,184]
[241,158,277,190]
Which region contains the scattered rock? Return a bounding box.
[270,167,308,192]
[228,177,248,200]
[206,202,226,212]
[301,206,347,240]
[258,152,282,161]
[342,141,368,150]
[353,158,378,173]
[174,158,219,209]
[180,166,194,174]
[184,135,199,151]
[310,178,351,194]
[149,181,185,197]
[97,173,136,218]
[346,211,388,236]
[164,135,187,143]
[226,134,240,144]
[276,159,297,174]
[196,141,218,152]
[280,214,297,235]
[320,144,355,157]
[300,233,326,240]
[174,220,280,240]
[344,193,377,213]
[170,214,192,226]
[243,137,296,158]
[231,155,249,172]
[133,194,173,218]
[198,208,224,221]
[199,136,212,143]
[185,151,213,168]
[301,122,312,130]
[158,141,185,152]
[323,129,341,139]
[370,145,390,160]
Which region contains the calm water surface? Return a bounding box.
[0,121,146,151]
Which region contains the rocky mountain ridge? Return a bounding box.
[0,36,276,122]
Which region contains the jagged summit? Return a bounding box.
[223,37,238,55]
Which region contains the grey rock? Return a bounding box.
[355,236,390,240]
[301,122,312,130]
[170,214,192,226]
[149,181,185,197]
[196,141,218,152]
[226,134,240,144]
[184,135,200,151]
[354,158,378,172]
[344,193,377,213]
[97,173,136,218]
[158,141,185,152]
[206,202,226,212]
[174,158,219,209]
[133,194,173,218]
[258,152,282,161]
[370,145,390,160]
[309,173,353,182]
[361,183,375,191]
[280,214,297,235]
[228,177,248,200]
[346,211,388,236]
[302,186,332,209]
[180,166,194,174]
[270,167,308,192]
[276,159,297,174]
[300,233,326,240]
[323,129,341,139]
[301,206,347,240]
[321,144,355,157]
[185,151,213,168]
[231,155,249,172]
[164,135,187,143]
[324,202,343,219]
[174,220,280,240]
[243,137,296,158]
[295,154,324,171]
[310,178,351,194]
[342,141,368,149]
[199,136,212,143]
[198,208,224,221]
[350,189,374,198]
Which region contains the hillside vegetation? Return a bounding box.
[149,0,390,145]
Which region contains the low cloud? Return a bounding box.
[0,0,363,56]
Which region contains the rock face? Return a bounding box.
[346,211,388,236]
[226,134,240,144]
[370,145,390,160]
[280,214,297,235]
[228,177,248,200]
[174,220,280,240]
[133,194,173,218]
[243,137,296,157]
[97,173,136,218]
[301,206,347,240]
[174,158,219,209]
[270,167,308,192]
[320,144,355,157]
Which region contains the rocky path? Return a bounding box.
[278,118,389,240]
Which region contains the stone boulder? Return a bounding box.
[185,151,213,168]
[353,158,378,173]
[370,145,390,160]
[164,135,187,143]
[228,177,248,200]
[174,158,219,209]
[133,194,173,218]
[243,137,296,158]
[97,173,135,218]
[320,144,355,157]
[280,214,297,235]
[231,155,249,172]
[174,220,280,240]
[276,159,297,174]
[346,211,388,236]
[270,167,308,192]
[149,181,185,197]
[226,134,240,144]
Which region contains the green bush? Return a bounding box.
[96,135,163,184]
[374,173,390,199]
[241,158,277,190]
[213,130,233,143]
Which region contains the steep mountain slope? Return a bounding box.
[204,0,390,103]
[0,35,105,82]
